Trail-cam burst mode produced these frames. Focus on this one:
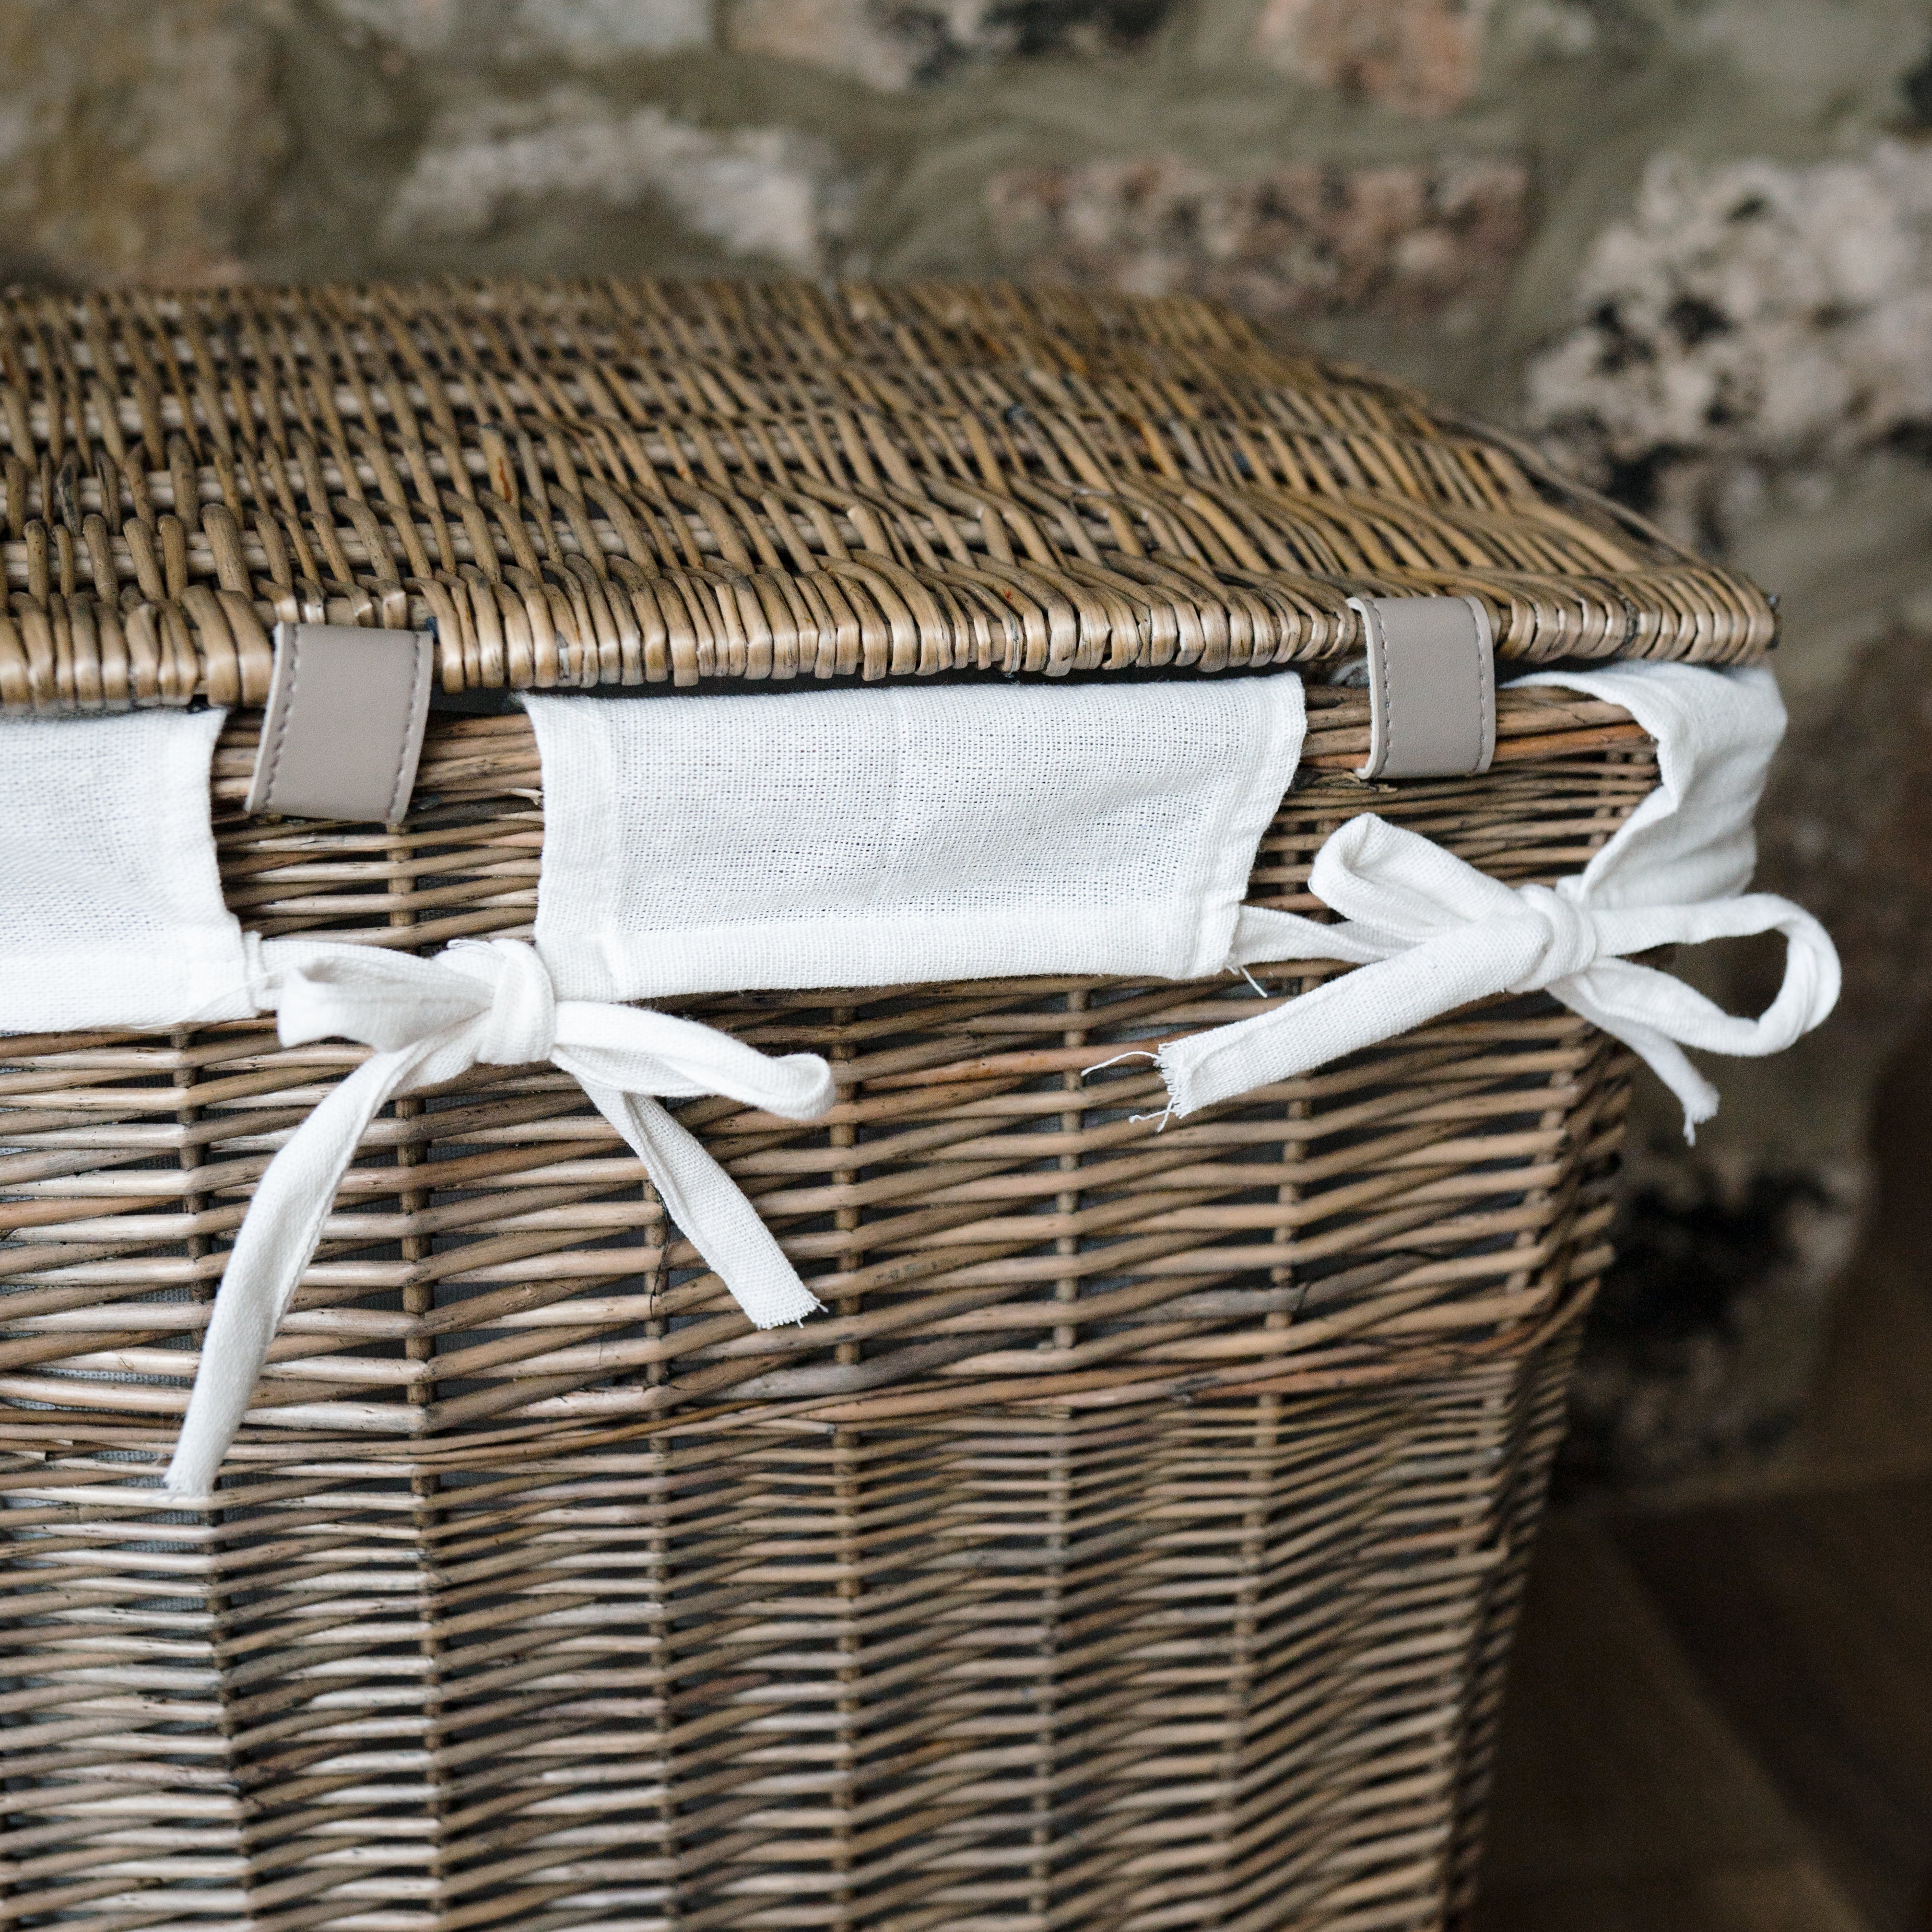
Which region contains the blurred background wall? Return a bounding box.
[7,0,1932,1483]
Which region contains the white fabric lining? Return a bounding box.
[527,676,1307,999]
[0,708,255,1032]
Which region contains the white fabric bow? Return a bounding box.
[164,937,834,1498]
[1157,811,1840,1132]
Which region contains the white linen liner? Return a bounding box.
[526,676,1308,997]
[0,708,256,1032]
[0,661,1837,1501]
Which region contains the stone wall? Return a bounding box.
[8,0,1932,1479]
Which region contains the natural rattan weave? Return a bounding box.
[2,276,1735,1932]
[0,277,1767,714]
[4,684,1650,1932]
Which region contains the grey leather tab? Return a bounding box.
[1350,595,1496,781]
[245,624,433,823]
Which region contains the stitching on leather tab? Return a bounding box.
[1472,604,1493,772]
[385,634,431,824]
[1373,620,1393,776]
[1464,595,1494,775]
[257,630,302,814]
[1357,599,1389,781]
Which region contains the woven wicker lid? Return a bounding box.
[0,275,1772,715]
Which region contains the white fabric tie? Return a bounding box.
[164,937,834,1499]
[1156,813,1839,1134]
[1155,661,1840,1133]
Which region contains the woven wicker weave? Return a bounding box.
[0,277,1756,1932]
[0,277,1767,713]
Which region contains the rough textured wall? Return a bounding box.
[8,0,1932,1479]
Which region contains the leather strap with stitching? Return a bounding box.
[1350,595,1496,782]
[245,624,434,824]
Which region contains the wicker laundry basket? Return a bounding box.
[0,278,1775,1932]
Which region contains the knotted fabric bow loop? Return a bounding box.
[1506,883,1601,992]
[270,941,508,1057]
[1158,812,1838,1141]
[164,937,835,1502]
[466,937,558,1066]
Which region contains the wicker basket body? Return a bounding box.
[0,278,1753,1931]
